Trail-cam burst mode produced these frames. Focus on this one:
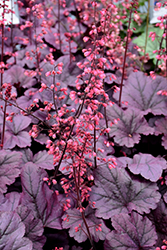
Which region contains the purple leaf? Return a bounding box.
[40,55,78,87]
[4,131,31,149]
[62,206,110,243]
[31,109,48,124]
[3,65,36,88]
[7,45,49,68]
[0,192,21,211]
[38,86,54,103]
[148,199,167,241]
[44,27,78,54]
[0,193,44,249]
[155,117,167,149]
[2,27,26,46]
[0,150,22,193]
[106,104,154,147]
[0,211,33,250]
[34,133,48,145]
[155,117,167,135]
[21,148,54,170]
[16,88,41,109]
[127,153,167,182]
[42,186,64,229]
[113,71,167,115]
[105,73,116,84]
[94,135,115,164]
[3,115,31,149]
[104,212,157,250]
[21,163,48,217]
[90,165,160,219]
[40,56,76,91]
[116,156,133,168]
[163,192,167,204]
[21,163,63,229]
[17,205,46,250]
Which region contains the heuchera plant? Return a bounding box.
[1,0,167,249]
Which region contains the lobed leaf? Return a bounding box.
[0,211,32,250]
[3,65,36,88]
[21,163,63,229]
[0,150,22,193]
[90,165,160,219]
[7,45,49,68]
[106,104,154,147]
[155,117,167,149]
[3,115,31,149]
[104,212,157,250]
[127,153,167,182]
[21,148,54,170]
[148,199,167,240]
[0,192,21,211]
[62,206,110,243]
[113,71,167,116]
[16,88,40,109]
[17,205,46,250]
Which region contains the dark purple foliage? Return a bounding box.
[0,1,166,249]
[3,115,31,149]
[0,192,21,211]
[106,104,154,147]
[89,165,160,219]
[0,211,33,250]
[114,71,167,116]
[20,148,54,170]
[155,117,167,149]
[21,163,63,229]
[17,205,46,249]
[0,150,22,193]
[16,88,40,109]
[148,199,167,246]
[127,153,166,181]
[3,65,36,88]
[104,212,157,250]
[62,206,110,243]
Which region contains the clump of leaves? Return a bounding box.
[0,0,167,250]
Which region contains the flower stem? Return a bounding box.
[118,3,134,107]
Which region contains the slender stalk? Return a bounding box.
[81,211,96,250]
[155,26,165,72]
[93,119,97,169]
[73,157,96,250]
[0,96,52,129]
[144,0,150,54]
[1,0,5,87]
[69,39,72,63]
[118,4,134,107]
[58,0,61,51]
[52,70,58,113]
[1,101,7,149]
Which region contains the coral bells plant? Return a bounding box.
[1,0,167,249]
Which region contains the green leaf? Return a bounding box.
[133,27,165,64]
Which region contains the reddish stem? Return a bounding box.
[118,4,134,107]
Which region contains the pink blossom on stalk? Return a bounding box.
[150,71,156,79]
